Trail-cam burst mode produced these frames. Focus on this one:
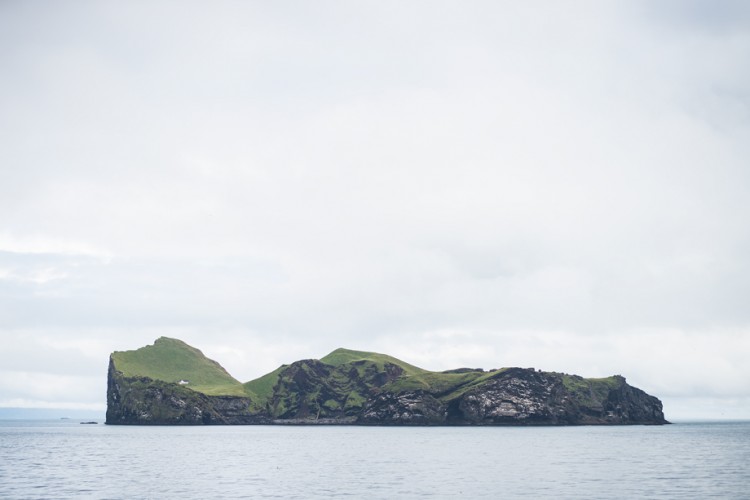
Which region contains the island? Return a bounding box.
[106,337,668,425]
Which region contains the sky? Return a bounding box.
[1,1,749,420]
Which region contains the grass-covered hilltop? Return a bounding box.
[106,337,668,425]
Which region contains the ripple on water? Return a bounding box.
[0,421,748,499]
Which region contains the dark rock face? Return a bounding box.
[360,391,446,425]
[354,368,666,426]
[445,368,666,425]
[268,359,405,421]
[601,382,667,424]
[452,368,571,424]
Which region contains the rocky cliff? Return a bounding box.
[106,358,268,425]
[106,338,668,425]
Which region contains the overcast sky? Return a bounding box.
[1,1,749,419]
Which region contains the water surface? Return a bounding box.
[1,420,748,498]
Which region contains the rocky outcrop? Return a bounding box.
[360,391,446,425]
[267,358,405,421]
[446,368,665,425]
[356,368,667,426]
[106,340,668,425]
[452,368,571,424]
[599,379,668,424]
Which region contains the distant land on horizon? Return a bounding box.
[106,337,668,426]
[0,408,105,420]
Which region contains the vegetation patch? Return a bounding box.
[562,374,624,407]
[111,337,247,396]
[320,348,427,376]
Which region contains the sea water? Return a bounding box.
[1,420,748,499]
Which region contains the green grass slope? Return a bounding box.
[320,348,427,376]
[562,373,624,407]
[243,365,286,410]
[385,369,509,399]
[111,337,247,396]
[320,348,508,400]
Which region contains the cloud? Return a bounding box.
[0,1,748,418]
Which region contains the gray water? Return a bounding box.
[1,421,748,499]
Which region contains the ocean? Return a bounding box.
[1,420,748,499]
